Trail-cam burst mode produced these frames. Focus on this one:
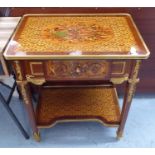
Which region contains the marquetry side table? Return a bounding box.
[3,13,150,141]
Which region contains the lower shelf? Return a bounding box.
[36,86,121,128]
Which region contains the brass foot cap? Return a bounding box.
[116,131,123,140]
[33,132,41,142]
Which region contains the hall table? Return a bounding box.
[3,14,150,141]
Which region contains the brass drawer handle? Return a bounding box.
[75,67,81,73]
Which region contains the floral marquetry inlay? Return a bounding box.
[46,60,109,79]
[42,23,113,42]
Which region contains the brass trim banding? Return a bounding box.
[30,62,44,76]
[111,61,126,75]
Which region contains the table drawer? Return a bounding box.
[23,60,131,83]
[45,60,110,80]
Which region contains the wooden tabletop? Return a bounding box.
[3,14,150,60]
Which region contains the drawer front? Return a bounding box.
[22,60,131,83]
[45,60,110,80]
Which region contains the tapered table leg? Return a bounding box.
[117,60,141,139]
[17,81,40,142]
